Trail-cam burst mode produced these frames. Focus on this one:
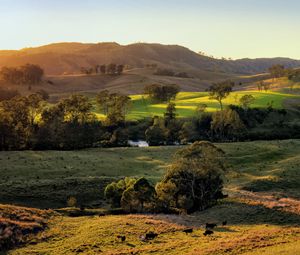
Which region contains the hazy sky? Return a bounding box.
[1,0,300,59]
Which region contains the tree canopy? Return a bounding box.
[156,141,227,213]
[209,80,234,110]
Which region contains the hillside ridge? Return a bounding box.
[1,42,300,75]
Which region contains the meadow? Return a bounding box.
[2,140,300,254]
[92,90,300,120]
[1,140,300,208]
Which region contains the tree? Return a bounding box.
[96,90,110,115]
[60,95,94,123]
[27,93,45,127]
[121,178,156,213]
[179,121,198,144]
[163,84,180,102]
[287,69,300,91]
[116,65,124,75]
[257,81,264,91]
[100,65,106,74]
[209,80,234,110]
[107,64,117,75]
[145,125,166,146]
[20,64,44,84]
[97,91,131,125]
[109,128,129,147]
[104,177,136,208]
[211,108,246,140]
[195,103,207,116]
[144,84,180,102]
[239,94,255,109]
[105,177,156,212]
[106,94,131,126]
[145,117,166,146]
[156,141,227,213]
[164,103,176,124]
[36,89,49,101]
[269,64,285,79]
[0,64,44,85]
[0,96,31,149]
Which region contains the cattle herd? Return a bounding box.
[116,220,228,243]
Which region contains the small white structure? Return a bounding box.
[128,140,149,147]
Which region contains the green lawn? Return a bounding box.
[92,91,299,120]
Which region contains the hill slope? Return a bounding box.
[1,42,300,75]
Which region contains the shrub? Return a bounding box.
[104,177,136,208]
[67,196,77,207]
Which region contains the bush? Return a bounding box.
[121,178,156,213]
[105,177,156,213]
[104,177,136,208]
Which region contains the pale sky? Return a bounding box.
[0,0,299,59]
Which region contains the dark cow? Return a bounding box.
[182,228,193,234]
[117,235,126,242]
[145,232,158,240]
[205,223,217,229]
[203,230,214,236]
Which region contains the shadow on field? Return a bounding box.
[242,179,300,200]
[153,199,300,229]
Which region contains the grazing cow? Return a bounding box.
[222,220,227,226]
[205,223,217,229]
[182,228,193,234]
[145,232,158,240]
[117,235,126,242]
[139,235,146,242]
[203,230,214,236]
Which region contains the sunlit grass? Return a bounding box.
[92,91,298,120]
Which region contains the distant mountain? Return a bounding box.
[0,42,300,75]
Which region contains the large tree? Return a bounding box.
[208,80,234,110]
[156,141,227,213]
[144,84,180,102]
[211,108,245,140]
[239,94,255,109]
[268,64,286,79]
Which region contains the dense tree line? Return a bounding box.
[1,79,299,151]
[0,64,44,85]
[153,68,190,78]
[81,64,124,75]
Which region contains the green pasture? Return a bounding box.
[1,140,299,209]
[3,139,300,255]
[92,91,299,120]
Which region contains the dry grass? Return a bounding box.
[6,210,300,255]
[0,204,53,252]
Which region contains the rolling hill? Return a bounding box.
[1,42,300,76]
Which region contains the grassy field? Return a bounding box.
[92,90,300,120]
[1,140,300,254]
[1,140,300,207]
[6,214,300,255]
